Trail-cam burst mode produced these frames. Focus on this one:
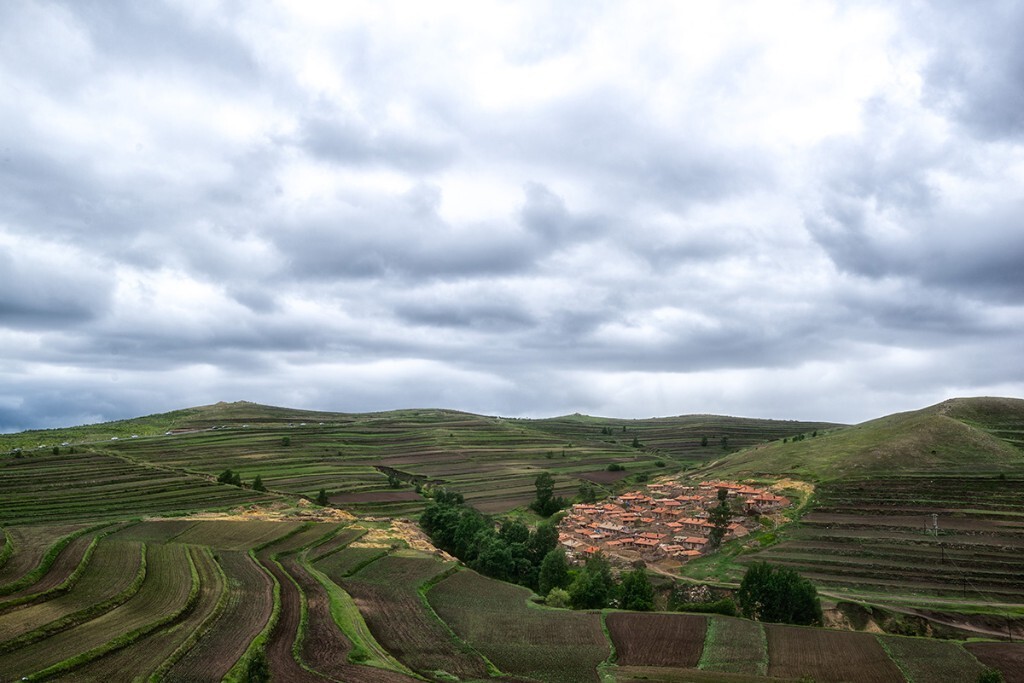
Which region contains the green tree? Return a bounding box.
[387,473,402,488]
[530,472,564,517]
[569,553,616,609]
[720,436,729,449]
[528,521,559,564]
[245,650,270,683]
[217,468,235,484]
[316,488,329,506]
[252,475,266,492]
[281,436,290,447]
[618,567,654,611]
[737,562,822,626]
[978,668,1005,683]
[631,435,641,448]
[707,488,732,549]
[578,481,599,503]
[701,436,708,447]
[538,548,571,596]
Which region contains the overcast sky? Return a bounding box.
[2,1,1023,432]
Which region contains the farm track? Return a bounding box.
[71,545,224,680]
[162,549,273,683]
[0,542,193,680]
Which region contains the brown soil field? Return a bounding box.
[579,470,632,484]
[966,642,1024,683]
[283,555,416,683]
[607,612,706,667]
[307,526,365,562]
[257,548,325,683]
[0,531,96,602]
[0,539,144,644]
[163,550,273,683]
[0,524,88,588]
[342,555,490,680]
[106,519,198,543]
[72,546,224,680]
[0,542,194,679]
[330,490,422,504]
[612,666,789,682]
[765,625,904,682]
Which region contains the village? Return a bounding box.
[557,479,791,569]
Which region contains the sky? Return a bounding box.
[2,0,1023,432]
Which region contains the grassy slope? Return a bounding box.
[700,397,1024,482]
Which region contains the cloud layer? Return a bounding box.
[2,0,1023,431]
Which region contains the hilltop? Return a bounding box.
[699,396,1024,481]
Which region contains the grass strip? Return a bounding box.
[0,523,109,596]
[219,529,309,683]
[418,565,503,679]
[25,544,202,682]
[0,523,131,613]
[302,558,419,676]
[0,542,148,655]
[147,547,231,682]
[0,527,12,570]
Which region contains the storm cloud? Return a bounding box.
[2,0,1022,432]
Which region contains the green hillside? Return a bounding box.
[700,397,1024,482]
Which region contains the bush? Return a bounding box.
[545,587,570,608]
[737,562,822,626]
[606,463,626,472]
[673,598,737,617]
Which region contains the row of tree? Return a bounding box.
[420,489,560,590]
[216,468,266,492]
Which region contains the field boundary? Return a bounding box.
[0,523,109,597]
[0,527,12,569]
[147,547,232,682]
[302,557,418,676]
[24,544,201,682]
[0,542,149,655]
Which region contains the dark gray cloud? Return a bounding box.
[1,1,1022,433]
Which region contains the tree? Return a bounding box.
[707,488,732,549]
[316,488,329,506]
[252,475,266,492]
[720,436,729,450]
[578,481,599,504]
[978,668,1005,683]
[538,548,571,596]
[217,468,235,484]
[245,650,270,683]
[528,521,559,565]
[631,435,641,448]
[387,473,402,488]
[569,553,616,609]
[618,567,654,611]
[737,562,822,626]
[530,472,564,517]
[701,436,708,447]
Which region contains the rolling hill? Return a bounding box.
[1,398,1023,681]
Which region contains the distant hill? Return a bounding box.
[701,396,1024,481]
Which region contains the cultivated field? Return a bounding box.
[1,398,1023,681]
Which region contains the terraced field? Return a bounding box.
[91,405,838,516]
[428,567,610,683]
[1,398,1023,680]
[750,475,1024,605]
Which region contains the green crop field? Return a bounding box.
[0,398,1023,680]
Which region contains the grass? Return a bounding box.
[697,615,767,676]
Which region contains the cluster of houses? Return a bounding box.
[557,479,790,567]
